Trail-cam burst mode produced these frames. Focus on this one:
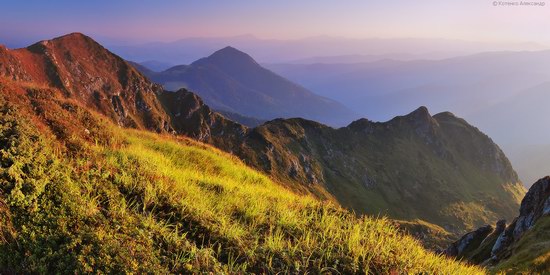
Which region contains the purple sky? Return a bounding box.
[1,0,550,47]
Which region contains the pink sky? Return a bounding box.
[1,0,550,45]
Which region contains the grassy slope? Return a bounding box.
[0,91,483,273]
[494,216,550,273]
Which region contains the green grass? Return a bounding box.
[0,99,484,274]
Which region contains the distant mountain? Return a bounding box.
[444,176,550,273]
[284,52,452,64]
[108,35,548,64]
[505,144,550,188]
[136,46,359,127]
[266,50,550,121]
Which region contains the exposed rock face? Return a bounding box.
[490,219,517,260]
[514,176,550,238]
[443,225,493,258]
[445,176,550,265]
[158,89,248,150]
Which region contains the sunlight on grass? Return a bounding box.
[96,129,484,274]
[0,100,484,273]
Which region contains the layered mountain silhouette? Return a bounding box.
[134,46,359,127]
[108,35,547,65]
[0,33,526,236]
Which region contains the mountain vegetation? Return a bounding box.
[0,38,482,273]
[0,33,526,234]
[233,108,526,233]
[1,33,544,273]
[125,40,527,234]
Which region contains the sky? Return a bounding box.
[1,0,550,47]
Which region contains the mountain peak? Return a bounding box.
[1,33,171,131]
[194,46,259,68]
[390,106,434,125]
[55,32,88,40]
[347,118,376,132]
[52,32,100,46]
[433,111,456,119]
[27,32,101,53]
[217,46,242,54]
[408,106,431,118]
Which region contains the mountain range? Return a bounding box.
[0,33,527,232]
[0,33,545,273]
[107,35,548,64]
[135,46,359,126]
[266,51,550,186]
[124,37,528,232]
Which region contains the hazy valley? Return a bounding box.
[264,52,550,186]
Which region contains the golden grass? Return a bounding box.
[0,95,484,273]
[96,129,484,274]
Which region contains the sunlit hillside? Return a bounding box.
[0,85,483,273]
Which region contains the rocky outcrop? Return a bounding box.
[443,225,493,258]
[158,89,250,154]
[445,176,550,265]
[514,176,550,237]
